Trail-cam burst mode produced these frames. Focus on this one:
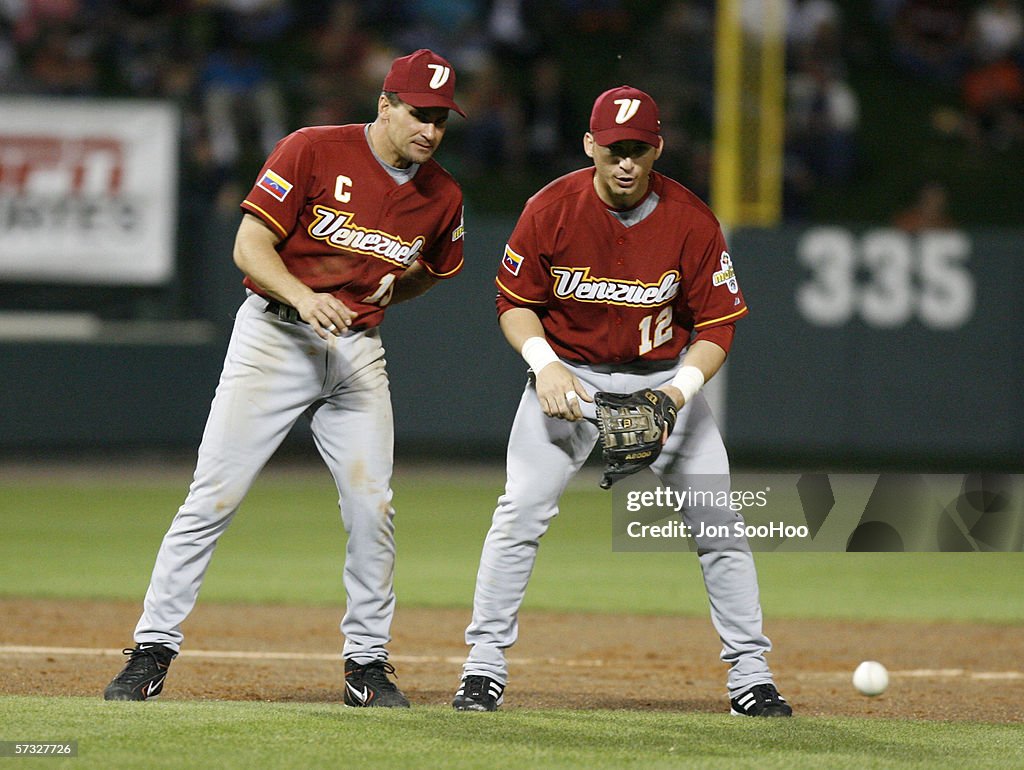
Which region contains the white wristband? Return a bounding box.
[670,365,705,405]
[520,336,559,372]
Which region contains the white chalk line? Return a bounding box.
[798,668,1024,681]
[0,645,602,668]
[0,645,1021,680]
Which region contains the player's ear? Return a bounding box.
[654,137,664,160]
[378,92,391,120]
[583,132,595,159]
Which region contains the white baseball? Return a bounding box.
[852,660,889,696]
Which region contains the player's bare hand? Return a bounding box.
[535,363,592,421]
[295,293,357,338]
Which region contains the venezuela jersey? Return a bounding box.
[495,169,748,364]
[241,123,464,329]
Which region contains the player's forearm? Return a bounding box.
[498,307,548,354]
[232,214,313,307]
[390,261,440,305]
[661,339,727,407]
[502,306,590,418]
[237,252,312,308]
[681,339,727,382]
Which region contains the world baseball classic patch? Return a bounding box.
[257,169,293,202]
[452,208,465,242]
[712,251,739,294]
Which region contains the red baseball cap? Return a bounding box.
[383,49,466,117]
[589,85,661,146]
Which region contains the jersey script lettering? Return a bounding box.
[308,205,425,266]
[550,267,681,307]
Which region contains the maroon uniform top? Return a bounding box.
[240,124,465,329]
[495,169,748,365]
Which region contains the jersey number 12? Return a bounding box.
[638,307,673,355]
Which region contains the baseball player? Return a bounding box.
[451,86,792,717]
[104,49,466,707]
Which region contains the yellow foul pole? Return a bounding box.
[712,0,785,229]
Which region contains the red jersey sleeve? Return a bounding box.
[418,197,465,279]
[495,205,551,315]
[683,226,749,336]
[240,131,314,239]
[693,322,736,354]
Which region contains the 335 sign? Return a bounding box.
[795,227,975,329]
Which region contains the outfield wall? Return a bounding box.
[1,216,1020,470]
[724,225,1023,469]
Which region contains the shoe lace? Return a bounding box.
[356,661,400,692]
[114,643,169,683]
[750,684,782,703]
[114,647,166,686]
[462,675,491,699]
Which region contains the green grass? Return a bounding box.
[0,469,1022,622]
[2,468,1022,768]
[1,697,1021,770]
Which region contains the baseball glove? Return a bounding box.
[594,389,678,489]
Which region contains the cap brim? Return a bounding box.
[397,91,466,118]
[591,127,660,146]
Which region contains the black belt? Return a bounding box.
[264,300,304,324]
[263,298,368,333]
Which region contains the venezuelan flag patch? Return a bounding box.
[502,244,524,276]
[257,169,293,202]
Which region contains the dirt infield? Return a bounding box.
[1,598,1020,722]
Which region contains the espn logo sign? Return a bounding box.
[0,97,179,284]
[0,135,126,195]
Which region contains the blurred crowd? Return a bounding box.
[0,0,642,213]
[884,0,1024,153]
[1,0,1021,222]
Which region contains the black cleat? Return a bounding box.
[730,683,793,717]
[103,643,177,701]
[343,659,410,708]
[452,675,504,712]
